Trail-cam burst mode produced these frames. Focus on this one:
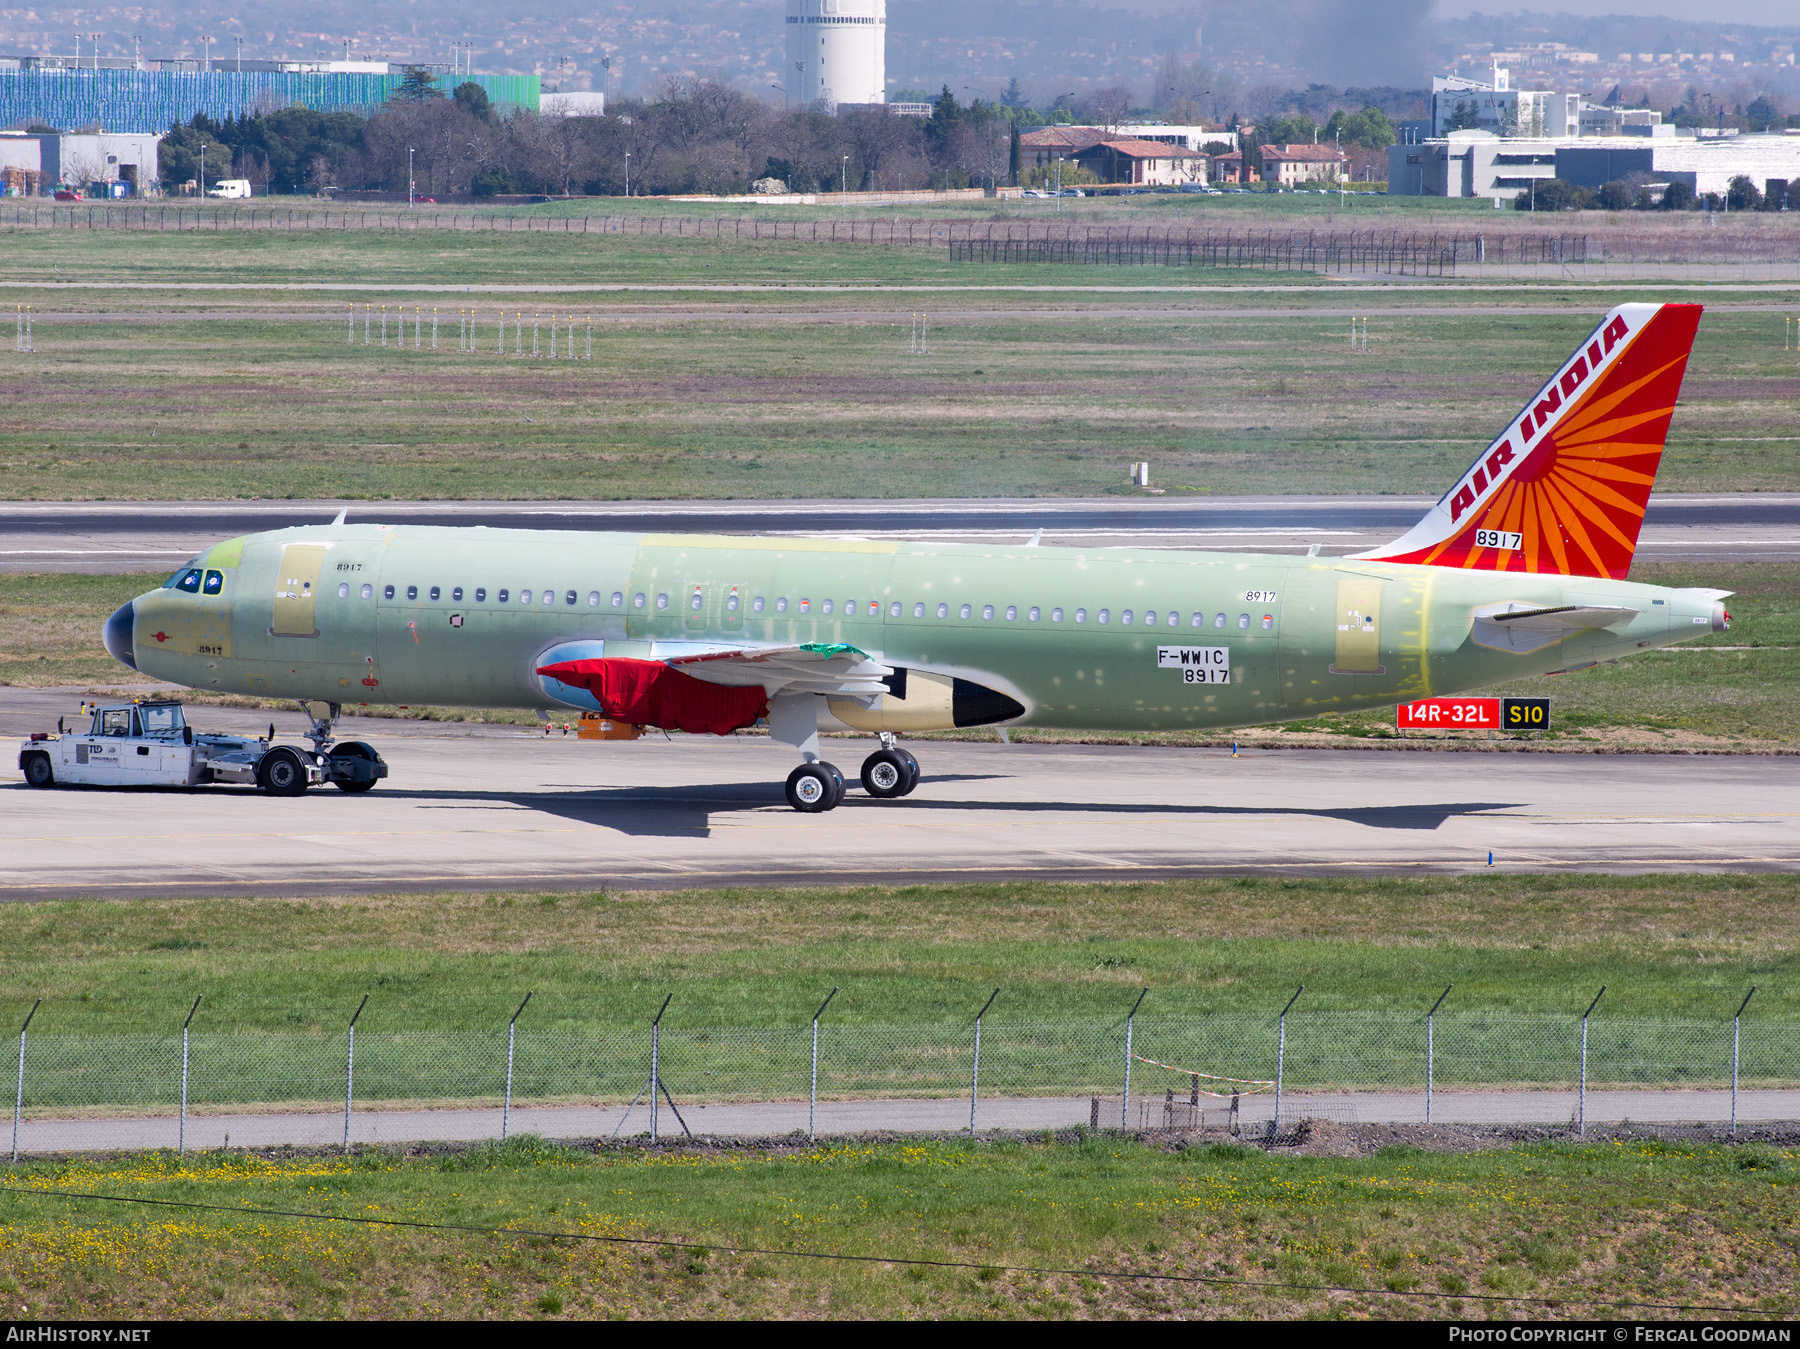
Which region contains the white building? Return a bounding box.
[1432,68,1579,139]
[541,92,606,117]
[785,0,885,110]
[0,130,159,195]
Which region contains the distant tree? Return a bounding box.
[1000,77,1027,110]
[159,120,234,193]
[1662,179,1696,210]
[1009,122,1021,186]
[1259,112,1317,146]
[395,66,441,101]
[924,86,963,169]
[1323,106,1395,151]
[1595,179,1635,211]
[1084,86,1134,132]
[1515,178,1594,212]
[453,82,493,122]
[1726,174,1763,211]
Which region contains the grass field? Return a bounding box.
[2,874,1793,1035]
[0,1133,1793,1318]
[8,563,1794,749]
[0,227,1796,500]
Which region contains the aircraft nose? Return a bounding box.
[104,600,138,671]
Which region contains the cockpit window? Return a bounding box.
[202,570,224,595]
[138,704,187,737]
[162,559,202,589]
[175,569,203,594]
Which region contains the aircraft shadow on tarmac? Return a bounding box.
[388,781,1520,839]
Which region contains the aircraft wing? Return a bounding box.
[1471,603,1639,654]
[664,642,894,697]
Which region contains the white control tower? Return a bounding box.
[785,0,886,110]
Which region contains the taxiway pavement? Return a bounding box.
[4,493,1797,571]
[3,692,1795,899]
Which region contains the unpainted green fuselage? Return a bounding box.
[123,525,1720,729]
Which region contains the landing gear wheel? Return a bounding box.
[861,749,912,799]
[22,753,53,788]
[257,746,310,797]
[328,741,383,793]
[894,747,920,796]
[786,762,844,813]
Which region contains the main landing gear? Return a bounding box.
[782,734,920,813]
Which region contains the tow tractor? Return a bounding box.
[17,699,386,796]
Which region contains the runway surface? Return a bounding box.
[4,693,1796,900]
[6,492,1798,570]
[15,1089,1798,1155]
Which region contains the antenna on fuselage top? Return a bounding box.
[331,507,348,525]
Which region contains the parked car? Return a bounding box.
[53,189,80,201]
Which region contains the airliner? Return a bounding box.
[94,302,1728,810]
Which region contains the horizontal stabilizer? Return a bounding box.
[1471,602,1638,654]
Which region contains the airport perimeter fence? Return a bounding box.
[5,201,1797,280]
[6,994,1793,1155]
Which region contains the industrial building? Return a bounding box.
[0,129,157,195]
[785,0,886,110]
[1390,127,1800,201]
[0,59,538,136]
[1018,125,1232,174]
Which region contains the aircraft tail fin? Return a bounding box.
[1356,302,1703,580]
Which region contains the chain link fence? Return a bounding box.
[8,997,1794,1156]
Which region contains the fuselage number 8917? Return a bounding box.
[1475,529,1523,550]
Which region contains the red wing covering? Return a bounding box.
[536,658,770,735]
[1361,303,1703,580]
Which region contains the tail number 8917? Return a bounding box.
[1475,529,1522,551]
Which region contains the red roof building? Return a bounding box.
[1070,138,1208,187]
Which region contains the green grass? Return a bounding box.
[0,1135,1793,1318]
[4,875,1795,1036]
[0,225,1796,500]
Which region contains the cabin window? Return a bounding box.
[890,601,901,617]
[1239,613,1250,629]
[385,585,396,600]
[753,596,766,613]
[406,585,418,600]
[564,591,577,607]
[338,582,349,599]
[656,593,669,610]
[690,591,703,611]
[1191,612,1204,627]
[1005,605,1017,621]
[937,602,949,618]
[1143,610,1155,626]
[632,592,645,609]
[777,597,789,613]
[726,593,740,613]
[846,599,856,615]
[588,591,601,607]
[520,590,533,605]
[1214,613,1226,628]
[822,599,833,615]
[452,587,464,602]
[1262,614,1274,630]
[1028,606,1040,621]
[429,586,441,601]
[361,583,373,600]
[611,591,624,607]
[1122,610,1134,625]
[913,602,925,618]
[799,598,811,613]
[982,605,995,620]
[498,589,509,603]
[959,603,972,619]
[1074,607,1086,623]
[1050,607,1063,622]
[203,571,224,595]
[1098,609,1110,624]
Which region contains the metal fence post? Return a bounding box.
[650,994,671,1144]
[1122,988,1148,1129]
[1274,985,1303,1133]
[344,994,368,1154]
[502,992,531,1142]
[179,996,201,1156]
[1732,987,1756,1136]
[970,988,999,1133]
[809,988,837,1142]
[1426,985,1452,1126]
[12,1000,39,1163]
[1578,986,1604,1138]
